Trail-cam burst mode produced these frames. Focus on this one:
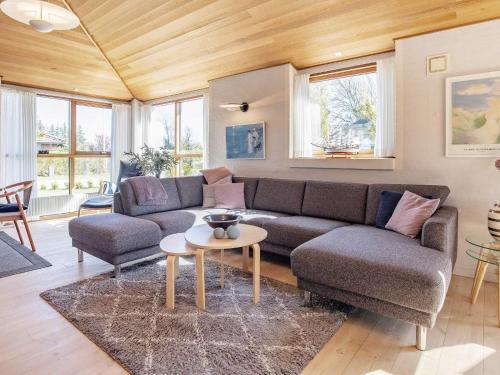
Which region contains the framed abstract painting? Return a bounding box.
[225,122,266,159]
[446,71,500,157]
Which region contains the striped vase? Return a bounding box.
[488,203,500,241]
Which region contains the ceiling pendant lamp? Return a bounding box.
[0,0,79,33]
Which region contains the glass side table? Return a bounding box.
[466,237,500,327]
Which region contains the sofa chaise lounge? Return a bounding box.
[69,176,457,350]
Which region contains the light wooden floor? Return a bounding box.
[1,218,499,375]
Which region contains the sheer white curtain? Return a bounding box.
[0,88,37,190]
[111,103,132,184]
[293,73,312,158]
[375,56,396,157]
[131,99,151,153]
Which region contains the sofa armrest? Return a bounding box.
[113,192,124,214]
[421,206,458,266]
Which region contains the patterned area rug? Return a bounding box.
[0,231,51,278]
[41,258,350,375]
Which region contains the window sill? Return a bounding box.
[289,157,395,170]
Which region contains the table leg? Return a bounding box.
[220,249,225,288]
[242,246,250,272]
[196,249,206,310]
[166,255,176,310]
[471,248,484,299]
[174,256,180,278]
[471,261,488,304]
[252,243,260,304]
[471,259,481,298]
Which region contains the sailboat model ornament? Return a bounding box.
[311,122,361,156]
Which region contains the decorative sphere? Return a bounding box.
[213,227,226,239]
[227,225,240,239]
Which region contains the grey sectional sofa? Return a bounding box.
[69,175,457,350]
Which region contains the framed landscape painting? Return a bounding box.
[446,71,500,157]
[226,122,266,159]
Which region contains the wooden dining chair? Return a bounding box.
[0,180,36,251]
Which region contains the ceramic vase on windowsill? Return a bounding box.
[488,160,500,241]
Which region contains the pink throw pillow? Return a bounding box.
[202,176,232,208]
[213,183,246,209]
[385,190,440,238]
[202,167,232,185]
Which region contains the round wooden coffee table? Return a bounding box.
[184,224,267,310]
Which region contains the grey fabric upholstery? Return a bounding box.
[365,184,450,225]
[263,216,350,249]
[159,178,182,211]
[175,176,204,208]
[238,209,290,227]
[421,206,458,265]
[73,239,161,265]
[298,278,436,328]
[253,178,305,215]
[112,192,124,214]
[118,179,170,216]
[302,181,368,224]
[137,210,197,237]
[69,213,161,255]
[291,225,452,314]
[233,176,259,209]
[260,241,294,257]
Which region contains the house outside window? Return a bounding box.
[149,96,205,176]
[36,96,111,196]
[309,64,377,157]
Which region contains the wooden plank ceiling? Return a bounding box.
[0,0,131,100]
[1,0,500,101]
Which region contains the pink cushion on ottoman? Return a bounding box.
[201,167,232,185]
[385,190,440,238]
[213,183,246,209]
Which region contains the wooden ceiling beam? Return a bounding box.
[61,0,134,100]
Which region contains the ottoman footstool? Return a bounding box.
[69,213,162,277]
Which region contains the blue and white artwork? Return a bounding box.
[226,122,265,159]
[446,71,500,156]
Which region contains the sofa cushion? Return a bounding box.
[159,178,182,210]
[201,166,232,184]
[175,176,205,208]
[365,184,450,225]
[118,177,181,216]
[385,191,440,238]
[302,181,368,224]
[69,213,161,255]
[253,178,305,215]
[263,216,350,249]
[119,179,165,216]
[239,209,290,227]
[291,225,452,314]
[213,183,246,209]
[138,210,198,237]
[233,176,259,209]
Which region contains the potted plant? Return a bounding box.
[124,145,178,178]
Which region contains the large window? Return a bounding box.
[309,64,377,157]
[36,96,112,197]
[149,97,204,176]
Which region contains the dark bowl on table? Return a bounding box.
[203,214,243,230]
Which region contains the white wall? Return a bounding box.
[209,64,294,176]
[209,20,500,281]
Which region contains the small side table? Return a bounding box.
[466,236,500,327]
[159,233,197,310]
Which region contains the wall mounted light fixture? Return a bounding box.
[220,102,249,112]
